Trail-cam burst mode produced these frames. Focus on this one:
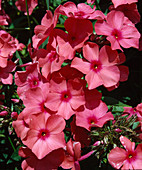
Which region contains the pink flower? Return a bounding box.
[0,30,24,67]
[45,79,85,120]
[60,139,81,170]
[76,101,114,131]
[114,3,140,24]
[15,62,43,99]
[55,1,105,20]
[19,147,65,170]
[32,10,58,48]
[71,42,121,89]
[112,0,138,8]
[22,84,54,115]
[95,10,140,51]
[0,60,16,85]
[23,113,66,159]
[87,0,95,5]
[55,17,93,60]
[12,110,30,140]
[15,0,38,15]
[108,136,142,169]
[0,9,10,25]
[41,43,65,79]
[71,116,91,148]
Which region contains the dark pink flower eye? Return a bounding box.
[88,116,97,125]
[127,151,137,162]
[61,90,72,102]
[111,29,122,40]
[91,60,102,72]
[28,77,39,88]
[38,129,50,140]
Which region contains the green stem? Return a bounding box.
[8,136,16,152]
[25,0,33,46]
[46,0,49,10]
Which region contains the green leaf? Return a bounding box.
[132,121,140,130]
[10,146,21,162]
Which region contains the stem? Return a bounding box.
[8,136,16,152]
[25,0,33,47]
[46,0,49,10]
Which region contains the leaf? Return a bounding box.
[132,121,140,130]
[10,146,21,162]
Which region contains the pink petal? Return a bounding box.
[46,115,65,134]
[99,65,120,87]
[120,136,135,151]
[83,42,99,62]
[107,11,124,30]
[71,57,90,74]
[86,70,103,89]
[108,147,127,169]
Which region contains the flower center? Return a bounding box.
[91,60,101,72]
[61,90,72,102]
[111,29,122,40]
[28,77,39,88]
[38,129,50,140]
[128,154,133,158]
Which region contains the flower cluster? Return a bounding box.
[0,0,142,169]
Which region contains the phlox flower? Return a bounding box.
[108,136,142,169]
[55,17,93,60]
[123,103,142,130]
[71,42,121,89]
[71,116,91,148]
[0,30,24,67]
[23,113,66,159]
[55,1,105,20]
[0,9,10,25]
[113,3,140,24]
[41,42,65,79]
[45,79,85,120]
[15,0,38,15]
[32,10,58,48]
[22,84,54,115]
[112,0,138,8]
[15,62,43,100]
[60,139,81,170]
[95,10,140,51]
[87,0,95,5]
[12,110,30,140]
[19,147,64,170]
[0,60,15,85]
[76,101,114,131]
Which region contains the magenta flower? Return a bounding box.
[12,110,30,140]
[112,0,138,8]
[0,60,16,85]
[15,62,43,99]
[95,10,140,51]
[45,79,85,120]
[76,101,114,131]
[60,139,81,170]
[15,0,38,15]
[55,1,105,20]
[115,3,140,24]
[32,10,58,48]
[19,147,64,170]
[56,17,93,60]
[71,42,120,89]
[23,113,66,159]
[108,136,142,169]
